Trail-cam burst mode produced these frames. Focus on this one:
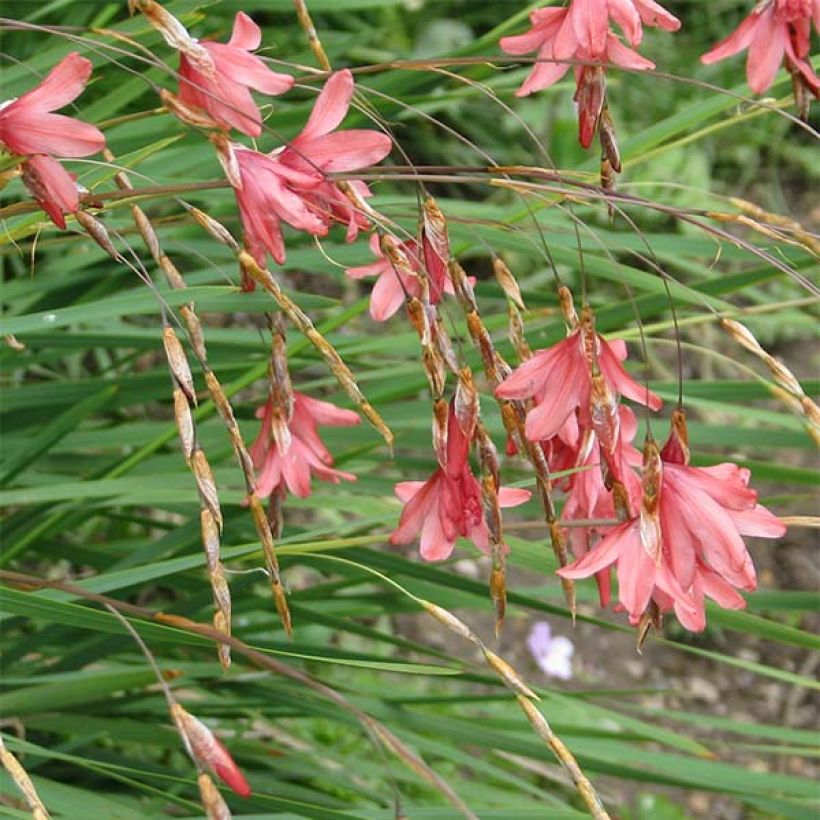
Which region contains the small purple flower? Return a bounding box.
[527,621,574,680]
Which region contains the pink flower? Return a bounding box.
[0,53,105,228]
[345,234,466,321]
[228,70,392,266]
[232,145,325,266]
[346,234,423,320]
[558,434,786,631]
[499,2,667,98]
[0,53,105,157]
[178,12,293,136]
[702,1,819,96]
[561,405,642,605]
[390,400,531,561]
[250,391,359,499]
[495,326,662,444]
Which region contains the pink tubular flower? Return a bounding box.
[702,0,819,96]
[558,431,786,631]
[495,325,662,444]
[228,70,392,266]
[250,391,359,499]
[0,52,105,228]
[178,12,293,137]
[390,400,531,561]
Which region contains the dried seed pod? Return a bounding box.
[483,649,538,699]
[188,207,240,252]
[492,256,525,311]
[197,773,232,820]
[173,386,195,460]
[598,105,621,173]
[163,326,196,404]
[558,285,579,328]
[453,369,478,441]
[0,736,50,819]
[74,211,119,259]
[191,448,222,529]
[421,196,451,301]
[210,133,242,188]
[432,397,449,469]
[247,493,292,636]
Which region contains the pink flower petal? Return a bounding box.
[369,268,407,321]
[558,520,634,578]
[497,487,532,508]
[13,52,93,112]
[227,11,262,50]
[746,12,786,93]
[293,131,392,173]
[300,70,354,141]
[701,9,761,64]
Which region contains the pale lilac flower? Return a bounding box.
[527,621,575,680]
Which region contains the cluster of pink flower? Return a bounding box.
[501,0,819,154]
[0,4,794,635]
[494,306,785,632]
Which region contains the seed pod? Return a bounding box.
[558,285,579,328]
[454,369,478,441]
[598,105,621,173]
[74,211,119,258]
[421,196,450,301]
[163,326,196,404]
[210,133,243,189]
[191,448,222,529]
[197,773,231,820]
[188,207,240,251]
[483,649,538,699]
[492,256,525,310]
[0,736,50,819]
[173,387,195,460]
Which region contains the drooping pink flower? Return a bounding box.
[172,704,251,798]
[345,233,466,321]
[177,12,293,136]
[558,431,786,631]
[702,0,819,96]
[346,234,424,320]
[250,391,359,499]
[0,53,105,228]
[390,400,531,561]
[560,405,642,605]
[232,145,325,266]
[499,1,671,98]
[495,322,662,444]
[227,70,392,267]
[0,53,105,157]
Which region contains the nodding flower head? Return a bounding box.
[178,12,294,136]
